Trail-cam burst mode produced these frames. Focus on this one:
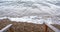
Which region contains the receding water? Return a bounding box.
[0,0,60,24]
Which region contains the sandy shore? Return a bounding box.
[0,19,60,32]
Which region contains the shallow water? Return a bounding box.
[0,0,60,17]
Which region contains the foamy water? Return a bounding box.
[0,0,60,17]
[0,16,59,24]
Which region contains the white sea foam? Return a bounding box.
[0,16,56,24]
